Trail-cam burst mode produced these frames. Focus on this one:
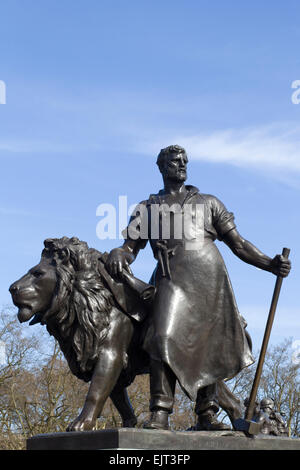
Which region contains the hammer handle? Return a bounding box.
[245,247,290,421]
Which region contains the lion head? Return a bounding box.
[9,237,116,381]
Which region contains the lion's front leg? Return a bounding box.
[67,309,134,432]
[67,348,125,432]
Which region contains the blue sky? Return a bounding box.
[0,0,299,354]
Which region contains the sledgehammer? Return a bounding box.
[233,247,290,435]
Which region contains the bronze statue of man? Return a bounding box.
[106,145,291,430]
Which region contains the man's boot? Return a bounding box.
[144,360,175,430]
[143,408,169,430]
[196,408,231,431]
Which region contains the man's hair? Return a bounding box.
[156,145,187,172]
[261,398,274,408]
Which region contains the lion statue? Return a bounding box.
[10,236,244,432]
[9,236,151,431]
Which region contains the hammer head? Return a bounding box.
[233,418,261,435]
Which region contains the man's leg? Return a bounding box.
[217,380,243,424]
[144,359,176,430]
[195,383,231,431]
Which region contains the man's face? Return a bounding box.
[262,405,273,415]
[163,152,188,182]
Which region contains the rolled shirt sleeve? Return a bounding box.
[211,197,236,241]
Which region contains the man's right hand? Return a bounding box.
[105,247,133,280]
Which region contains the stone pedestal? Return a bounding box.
[27,428,300,451]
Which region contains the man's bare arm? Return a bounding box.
[105,239,144,279]
[223,229,291,277]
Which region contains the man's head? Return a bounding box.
[260,398,274,414]
[156,145,188,183]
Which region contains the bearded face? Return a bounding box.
[161,152,188,183]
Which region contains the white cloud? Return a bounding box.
[133,122,300,174]
[2,115,300,178]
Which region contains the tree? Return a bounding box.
[0,308,88,449]
[0,307,40,449]
[259,339,300,437]
[7,340,89,438]
[225,338,300,437]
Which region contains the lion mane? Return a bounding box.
[40,236,116,382]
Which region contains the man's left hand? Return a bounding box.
[270,254,291,277]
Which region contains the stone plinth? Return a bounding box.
[27,428,300,451]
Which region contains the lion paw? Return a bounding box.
[67,416,96,432]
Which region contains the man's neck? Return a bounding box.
[163,180,186,195]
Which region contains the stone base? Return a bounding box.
[27,428,300,451]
